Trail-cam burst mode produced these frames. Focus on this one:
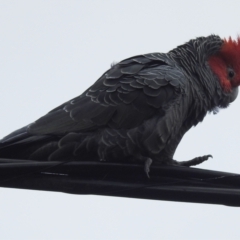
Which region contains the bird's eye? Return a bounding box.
[227,68,235,80]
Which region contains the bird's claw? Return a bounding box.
[144,158,153,178]
[178,154,213,167]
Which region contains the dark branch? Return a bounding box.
[0,158,240,207]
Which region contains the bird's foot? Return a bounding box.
[171,154,212,167]
[144,158,153,178]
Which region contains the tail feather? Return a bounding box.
[0,126,30,145]
[0,126,58,160]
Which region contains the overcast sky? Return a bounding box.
[1,1,240,239]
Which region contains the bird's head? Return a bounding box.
[208,37,240,102]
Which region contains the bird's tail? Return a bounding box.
[0,126,58,160]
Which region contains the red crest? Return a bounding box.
[208,37,240,92]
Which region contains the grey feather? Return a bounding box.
[0,34,236,170]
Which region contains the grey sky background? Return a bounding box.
[1,1,240,239]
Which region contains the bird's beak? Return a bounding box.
[230,87,239,102]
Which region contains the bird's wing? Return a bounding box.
[27,53,186,135]
[0,53,186,148]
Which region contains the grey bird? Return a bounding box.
[1,35,240,176]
